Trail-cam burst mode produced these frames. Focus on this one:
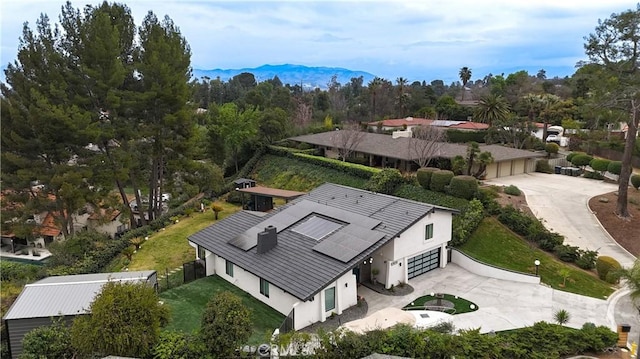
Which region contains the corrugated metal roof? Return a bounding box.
[189,183,454,301]
[3,271,155,320]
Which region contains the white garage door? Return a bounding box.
[407,248,440,279]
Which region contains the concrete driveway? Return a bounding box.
[489,173,636,268]
[358,264,613,333]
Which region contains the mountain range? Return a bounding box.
[192,64,376,89]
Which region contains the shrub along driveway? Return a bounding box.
[489,173,635,268]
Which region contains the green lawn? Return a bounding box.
[159,275,285,345]
[403,293,479,314]
[107,202,240,273]
[458,217,615,299]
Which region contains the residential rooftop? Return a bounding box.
[3,271,156,320]
[189,183,456,301]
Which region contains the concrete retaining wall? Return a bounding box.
[451,249,540,284]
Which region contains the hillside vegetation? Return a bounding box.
[252,154,369,191]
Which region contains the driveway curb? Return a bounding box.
[606,287,630,331]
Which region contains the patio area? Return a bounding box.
[356,263,614,334]
[0,244,52,262]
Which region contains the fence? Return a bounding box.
[158,267,185,292]
[183,259,206,284]
[279,308,295,334]
[528,157,570,173]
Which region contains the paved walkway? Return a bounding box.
[358,264,613,334]
[489,173,636,268]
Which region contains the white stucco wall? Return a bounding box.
[451,249,540,284]
[188,242,358,330]
[372,209,453,288]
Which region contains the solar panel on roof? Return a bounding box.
[313,228,386,263]
[292,215,343,241]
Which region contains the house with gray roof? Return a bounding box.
[3,270,157,359]
[188,183,456,331]
[289,131,544,178]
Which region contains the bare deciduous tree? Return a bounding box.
[293,99,312,130]
[330,123,365,161]
[409,125,445,168]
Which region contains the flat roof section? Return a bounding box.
[236,186,306,200]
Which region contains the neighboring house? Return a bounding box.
[188,183,457,331]
[367,117,433,132]
[81,208,129,239]
[3,271,157,359]
[34,211,64,247]
[289,131,544,178]
[366,117,489,133]
[434,120,489,131]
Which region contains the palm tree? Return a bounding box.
[395,77,409,117]
[368,77,384,121]
[474,94,510,126]
[459,67,472,101]
[539,94,560,141]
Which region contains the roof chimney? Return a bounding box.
[257,225,277,254]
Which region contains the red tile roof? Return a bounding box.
[39,212,62,237]
[368,117,433,127]
[449,122,489,130]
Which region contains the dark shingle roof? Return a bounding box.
[289,132,543,162]
[189,183,454,301]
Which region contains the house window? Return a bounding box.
[197,245,206,259]
[325,287,336,311]
[260,278,270,298]
[425,224,434,240]
[225,260,234,277]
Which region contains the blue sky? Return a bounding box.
[0,0,634,83]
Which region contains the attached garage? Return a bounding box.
[407,248,441,279]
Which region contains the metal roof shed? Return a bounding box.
[3,270,157,359]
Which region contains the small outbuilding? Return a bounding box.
[3,270,157,359]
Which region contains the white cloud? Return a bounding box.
[1,0,635,82]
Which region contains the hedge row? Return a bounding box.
[366,169,404,195]
[430,170,454,192]
[292,153,380,179]
[451,199,485,246]
[445,129,487,143]
[306,321,616,359]
[496,206,597,269]
[47,203,199,275]
[589,158,610,172]
[223,146,267,193]
[416,167,438,189]
[448,176,478,200]
[393,184,469,211]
